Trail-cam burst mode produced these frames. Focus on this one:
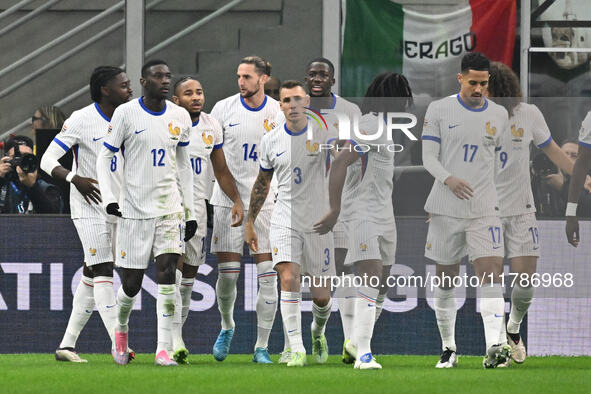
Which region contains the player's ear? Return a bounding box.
[100,85,110,98]
[260,73,269,85]
[330,77,335,87]
[304,95,310,107]
[140,77,146,88]
[172,95,179,105]
[457,73,463,85]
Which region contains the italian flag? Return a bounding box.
[341,0,516,97]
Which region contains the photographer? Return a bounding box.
[0,135,63,214]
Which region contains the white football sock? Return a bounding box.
[180,277,194,325]
[116,286,136,333]
[93,276,117,347]
[60,275,94,349]
[282,322,290,351]
[280,291,305,353]
[434,286,457,352]
[172,269,184,351]
[507,284,534,334]
[255,261,277,350]
[375,293,386,323]
[156,284,176,355]
[338,274,355,341]
[354,286,379,357]
[216,262,240,330]
[311,298,332,338]
[480,283,506,350]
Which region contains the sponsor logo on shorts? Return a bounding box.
[213,236,218,244]
[426,242,432,250]
[89,248,97,256]
[273,247,278,255]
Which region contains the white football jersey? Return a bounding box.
[187,112,223,202]
[341,113,395,228]
[210,94,280,209]
[102,97,192,219]
[578,111,591,146]
[496,103,552,217]
[53,103,123,223]
[422,94,508,218]
[260,121,337,232]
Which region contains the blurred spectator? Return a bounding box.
[32,105,66,132]
[264,76,281,101]
[0,135,63,213]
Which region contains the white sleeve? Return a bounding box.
[579,111,591,147]
[40,140,67,176]
[531,105,552,148]
[421,103,450,183]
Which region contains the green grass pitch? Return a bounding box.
[1,354,590,393]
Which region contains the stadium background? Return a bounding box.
[0,0,590,356]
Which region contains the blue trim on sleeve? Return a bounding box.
[240,95,267,112]
[456,94,488,112]
[213,142,223,150]
[94,102,111,122]
[537,135,552,149]
[284,123,307,136]
[139,96,166,116]
[579,140,591,149]
[260,165,273,172]
[422,135,441,143]
[53,137,70,152]
[103,142,120,152]
[178,141,190,147]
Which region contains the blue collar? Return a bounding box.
[192,118,200,127]
[94,102,111,122]
[284,122,308,136]
[240,95,267,112]
[139,96,167,116]
[456,93,488,112]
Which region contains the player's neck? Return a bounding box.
[243,91,265,108]
[97,102,116,120]
[459,91,484,109]
[142,95,166,112]
[191,113,201,124]
[309,93,334,111]
[286,118,307,132]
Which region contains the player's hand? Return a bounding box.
[106,202,122,217]
[72,175,102,205]
[231,201,244,227]
[444,176,473,200]
[566,216,580,247]
[184,220,197,242]
[313,209,340,235]
[16,166,37,188]
[245,220,258,252]
[544,173,564,191]
[0,156,11,178]
[584,175,591,193]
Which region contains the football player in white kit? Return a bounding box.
[96,60,197,367]
[41,66,132,363]
[421,52,511,369]
[209,56,280,364]
[245,80,337,367]
[316,72,414,369]
[487,62,574,364]
[169,76,244,364]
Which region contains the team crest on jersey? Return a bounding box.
[120,250,126,259]
[273,247,278,255]
[306,140,320,154]
[511,125,524,142]
[485,122,497,137]
[202,131,214,149]
[264,118,277,132]
[89,248,96,256]
[168,122,181,140]
[360,243,367,251]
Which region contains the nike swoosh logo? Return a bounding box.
[162,314,173,317]
[449,124,460,129]
[265,301,276,305]
[276,151,286,157]
[228,123,240,127]
[85,310,92,314]
[93,136,104,141]
[493,245,502,249]
[135,129,146,134]
[106,305,116,309]
[322,268,329,272]
[345,295,355,299]
[494,314,503,318]
[288,329,297,333]
[533,246,539,250]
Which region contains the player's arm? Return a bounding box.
[210,147,243,226]
[176,141,197,241]
[422,139,473,200]
[565,144,591,247]
[314,142,359,234]
[542,140,574,175]
[245,168,273,252]
[40,140,101,204]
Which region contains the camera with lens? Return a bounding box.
[7,144,38,174]
[532,152,558,177]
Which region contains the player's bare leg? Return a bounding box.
[473,256,511,368]
[276,262,306,367]
[507,256,536,363]
[253,252,277,363]
[434,262,460,368]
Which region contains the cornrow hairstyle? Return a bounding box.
[361,72,413,114]
[173,76,197,95]
[90,66,124,102]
